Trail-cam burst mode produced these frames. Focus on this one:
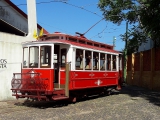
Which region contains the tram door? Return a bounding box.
[54,45,60,88]
[54,44,67,89]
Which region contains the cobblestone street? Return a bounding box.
[0,85,160,120]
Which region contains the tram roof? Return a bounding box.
[23,32,119,54]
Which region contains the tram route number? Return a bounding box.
[0,59,7,68]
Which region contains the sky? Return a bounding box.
[10,0,128,51]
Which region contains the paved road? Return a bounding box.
[0,85,160,120]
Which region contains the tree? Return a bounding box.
[98,0,160,54]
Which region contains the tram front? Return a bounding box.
[11,42,54,100]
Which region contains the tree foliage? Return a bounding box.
[98,0,160,53]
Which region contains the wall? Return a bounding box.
[0,33,35,100]
[138,38,154,52]
[0,0,38,101]
[126,48,160,91]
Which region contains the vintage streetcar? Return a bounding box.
[11,32,123,102]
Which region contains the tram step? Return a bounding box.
[52,96,69,100]
[54,88,64,90]
[12,94,47,99]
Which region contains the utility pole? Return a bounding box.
[123,21,128,83]
[113,36,116,49]
[27,0,37,38]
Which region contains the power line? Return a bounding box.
[61,2,103,18]
[2,0,63,7]
[3,1,102,18]
[90,25,108,39]
[6,0,125,42]
[81,3,98,8]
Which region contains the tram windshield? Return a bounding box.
[23,46,51,68]
[40,46,51,67]
[23,47,28,68]
[29,46,39,68]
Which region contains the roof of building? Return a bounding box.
[1,0,48,36]
[0,18,27,36]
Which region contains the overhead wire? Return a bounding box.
[2,0,67,7]
[7,0,104,35]
[89,25,108,39]
[6,0,125,42]
[61,2,103,18]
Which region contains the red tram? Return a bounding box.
[11,32,122,102]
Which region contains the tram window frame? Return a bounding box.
[23,47,28,68]
[29,46,39,68]
[75,49,83,70]
[40,46,51,68]
[119,54,122,70]
[107,54,111,71]
[112,55,117,71]
[93,52,99,70]
[100,53,105,71]
[61,48,67,68]
[85,50,92,70]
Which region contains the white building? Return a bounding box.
[0,0,48,101]
[138,38,154,52]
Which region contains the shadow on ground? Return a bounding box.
[14,91,119,109]
[14,84,160,109]
[120,84,160,107]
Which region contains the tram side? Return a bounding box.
[11,35,122,101]
[60,45,122,99]
[60,46,120,89]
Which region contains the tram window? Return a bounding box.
[112,55,116,71]
[54,54,57,63]
[23,47,28,68]
[107,54,111,70]
[40,46,51,68]
[29,46,39,68]
[45,36,59,40]
[119,54,122,70]
[75,49,83,70]
[85,50,91,70]
[93,52,99,70]
[100,53,105,70]
[61,48,66,67]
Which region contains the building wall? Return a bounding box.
[126,48,160,91]
[138,38,154,52]
[0,33,35,100]
[0,0,38,101]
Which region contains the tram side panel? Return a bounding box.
[60,70,118,90]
